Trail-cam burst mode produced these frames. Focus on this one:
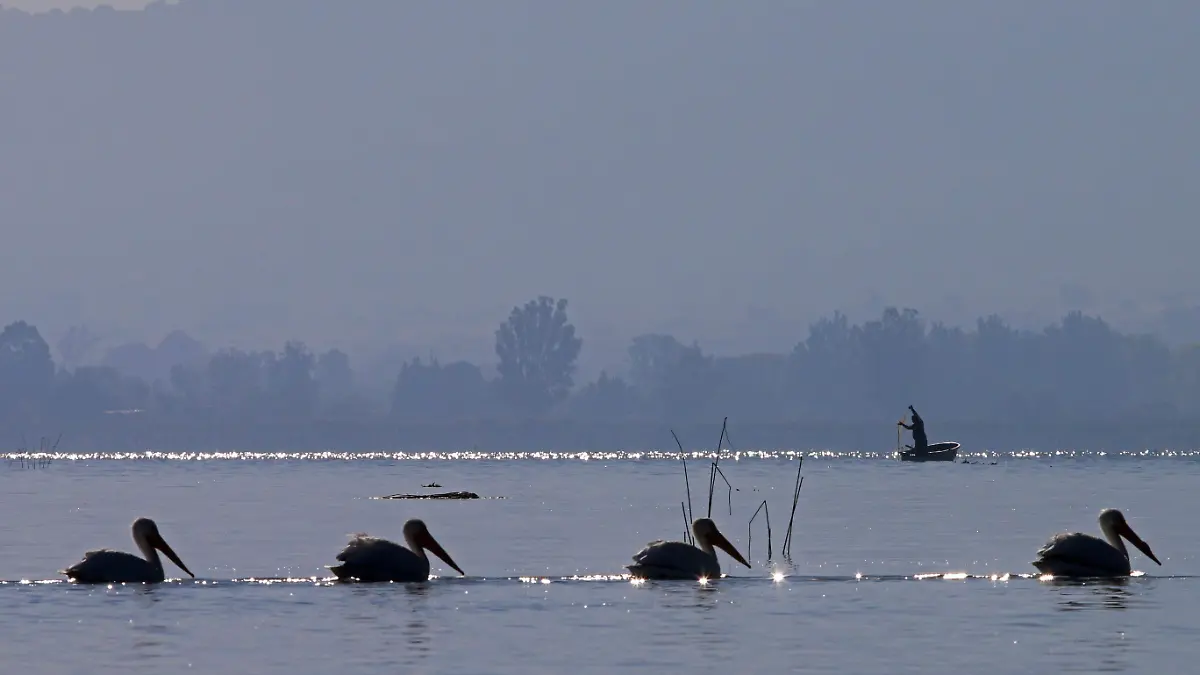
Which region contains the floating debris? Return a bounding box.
[378,491,481,500]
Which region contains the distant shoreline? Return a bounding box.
[5,418,1199,453]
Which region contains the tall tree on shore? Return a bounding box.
[494,296,582,414]
[0,321,55,419]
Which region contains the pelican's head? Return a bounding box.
[132,517,195,578]
[692,518,751,569]
[1099,509,1161,566]
[403,519,465,576]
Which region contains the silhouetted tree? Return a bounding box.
[710,353,788,421]
[50,366,150,418]
[154,330,208,380]
[0,321,55,419]
[624,334,728,421]
[103,341,157,381]
[207,348,269,419]
[922,322,971,417]
[166,362,209,413]
[859,307,925,414]
[265,341,318,419]
[105,330,207,385]
[56,324,101,368]
[660,344,717,422]
[316,349,354,403]
[1120,333,1175,417]
[778,306,1200,423]
[391,358,490,420]
[627,334,695,393]
[1173,344,1200,417]
[494,296,582,414]
[561,371,644,420]
[5,301,1200,431]
[787,312,864,420]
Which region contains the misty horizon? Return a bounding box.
[2,1,1199,375]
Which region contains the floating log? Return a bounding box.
[378,491,481,500]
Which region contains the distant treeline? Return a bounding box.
[3,298,1200,450]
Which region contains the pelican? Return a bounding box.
[62,517,195,584]
[328,518,465,582]
[1033,508,1162,577]
[627,517,751,580]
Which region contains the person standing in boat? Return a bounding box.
[898,405,929,452]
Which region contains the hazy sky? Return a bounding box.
[2,1,1198,362]
[1,0,157,10]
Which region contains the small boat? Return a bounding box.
[898,441,960,462]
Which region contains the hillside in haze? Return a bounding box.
[2,1,1200,372]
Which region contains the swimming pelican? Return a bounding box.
[627,517,751,580]
[1033,508,1162,577]
[62,517,195,583]
[328,518,465,582]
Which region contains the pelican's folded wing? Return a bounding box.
[629,540,718,577]
[630,539,666,563]
[63,550,148,581]
[334,534,418,569]
[1034,532,1126,570]
[336,534,390,562]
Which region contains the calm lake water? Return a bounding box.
[1,449,1197,674]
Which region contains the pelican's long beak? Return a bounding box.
[710,530,752,569]
[420,531,465,576]
[1119,522,1162,566]
[152,533,195,578]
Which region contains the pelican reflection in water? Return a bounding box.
[627,517,751,580]
[329,518,465,582]
[63,517,195,583]
[1033,508,1161,577]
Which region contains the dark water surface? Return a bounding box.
[0,451,1196,674]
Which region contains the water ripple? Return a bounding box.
[2,573,1193,586]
